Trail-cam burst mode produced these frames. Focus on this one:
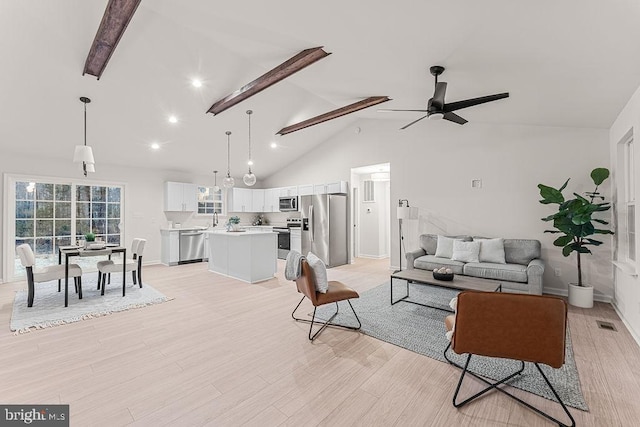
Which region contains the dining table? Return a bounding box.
[58,244,127,307]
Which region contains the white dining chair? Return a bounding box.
[16,243,83,307]
[96,238,146,293]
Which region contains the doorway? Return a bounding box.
[350,163,391,266]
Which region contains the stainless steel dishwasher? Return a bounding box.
[179,230,205,264]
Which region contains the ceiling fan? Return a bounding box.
[380,66,509,129]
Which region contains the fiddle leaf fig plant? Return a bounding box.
[538,167,614,287]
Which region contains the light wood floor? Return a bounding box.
[1,258,640,426]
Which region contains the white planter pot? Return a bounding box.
[568,283,593,308]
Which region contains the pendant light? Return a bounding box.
[212,170,220,193]
[222,131,235,188]
[73,97,95,176]
[243,109,257,186]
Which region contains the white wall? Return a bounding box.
[610,83,640,342]
[1,152,219,282]
[263,119,611,297]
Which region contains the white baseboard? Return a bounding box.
[542,287,613,303]
[358,254,389,259]
[612,303,640,349]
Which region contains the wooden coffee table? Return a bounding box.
[390,269,502,312]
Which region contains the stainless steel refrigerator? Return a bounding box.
[300,194,348,268]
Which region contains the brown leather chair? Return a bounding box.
[444,290,575,427]
[291,259,361,341]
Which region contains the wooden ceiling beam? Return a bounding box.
[83,0,142,80]
[207,47,331,115]
[276,96,391,135]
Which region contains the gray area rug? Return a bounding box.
[316,281,588,411]
[11,277,171,333]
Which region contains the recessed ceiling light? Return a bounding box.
[151,142,160,150]
[168,115,178,124]
[191,79,202,88]
[247,160,254,166]
[270,142,277,148]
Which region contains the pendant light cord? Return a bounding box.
[226,131,231,177]
[247,110,252,173]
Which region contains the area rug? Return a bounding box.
[316,281,588,411]
[11,277,171,334]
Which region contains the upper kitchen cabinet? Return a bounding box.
[327,181,348,194]
[264,188,279,212]
[164,182,197,211]
[252,189,265,213]
[229,187,253,212]
[279,186,298,197]
[298,184,314,196]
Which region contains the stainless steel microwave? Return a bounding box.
[279,196,298,212]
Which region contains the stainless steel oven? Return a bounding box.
[273,226,290,259]
[279,196,298,212]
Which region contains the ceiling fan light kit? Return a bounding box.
[380,65,509,129]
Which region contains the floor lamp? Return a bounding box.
[397,199,418,271]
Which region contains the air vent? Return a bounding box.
[363,180,375,202]
[596,320,617,331]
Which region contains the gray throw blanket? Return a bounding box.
[285,250,305,280]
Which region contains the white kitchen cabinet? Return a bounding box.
[298,184,314,196]
[313,184,327,194]
[229,188,253,212]
[160,229,180,265]
[327,181,348,194]
[252,189,265,212]
[164,182,197,211]
[264,188,279,212]
[279,186,297,197]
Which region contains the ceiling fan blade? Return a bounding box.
[431,82,447,109]
[443,112,468,125]
[444,92,509,112]
[378,109,428,113]
[400,115,428,130]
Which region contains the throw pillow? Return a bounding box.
[451,240,481,263]
[476,238,506,264]
[435,235,457,258]
[306,252,329,293]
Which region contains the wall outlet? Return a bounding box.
[554,268,561,277]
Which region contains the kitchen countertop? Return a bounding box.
[160,226,209,232]
[205,229,275,236]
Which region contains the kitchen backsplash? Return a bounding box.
[163,210,300,228]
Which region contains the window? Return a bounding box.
[197,186,223,214]
[9,177,124,280]
[617,132,635,264]
[363,180,375,202]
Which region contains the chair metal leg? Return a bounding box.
[137,268,143,288]
[291,296,362,341]
[77,276,83,300]
[132,270,137,285]
[448,350,575,427]
[27,277,35,308]
[97,271,101,290]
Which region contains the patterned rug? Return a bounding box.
[316,281,588,411]
[11,277,171,333]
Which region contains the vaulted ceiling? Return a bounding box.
[2,1,640,179]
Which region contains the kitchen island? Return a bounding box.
[205,229,277,283]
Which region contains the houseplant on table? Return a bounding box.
[538,167,614,308]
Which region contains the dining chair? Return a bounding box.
[16,244,83,307]
[96,238,146,293]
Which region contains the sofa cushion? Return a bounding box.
[414,255,465,274]
[475,238,506,264]
[504,239,541,265]
[451,240,481,263]
[463,262,528,283]
[419,234,472,255]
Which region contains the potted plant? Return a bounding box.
[226,216,241,232]
[538,167,614,308]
